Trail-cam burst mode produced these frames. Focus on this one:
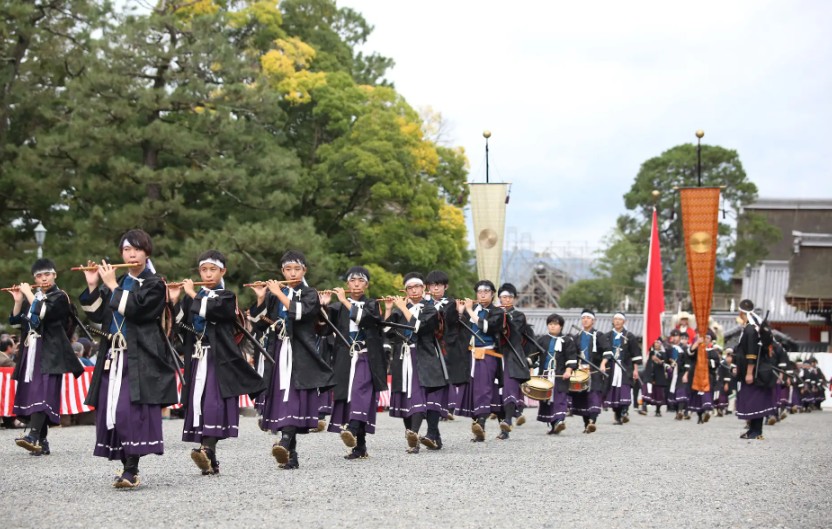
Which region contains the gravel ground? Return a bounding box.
[1,407,829,529]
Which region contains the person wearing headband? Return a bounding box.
[8,258,84,456]
[385,272,447,453]
[425,270,468,421]
[168,250,266,476]
[570,308,611,433]
[78,229,177,488]
[455,279,506,442]
[533,313,577,435]
[320,266,389,460]
[715,350,736,417]
[253,250,334,470]
[602,312,642,426]
[734,299,776,440]
[494,283,531,439]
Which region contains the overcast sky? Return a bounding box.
[341,0,832,257]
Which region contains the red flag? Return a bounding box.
[642,207,665,359]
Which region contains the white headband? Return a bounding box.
[613,312,626,320]
[347,273,368,283]
[581,312,595,319]
[32,269,56,275]
[281,259,306,269]
[404,277,424,288]
[477,286,493,292]
[199,258,226,269]
[499,291,514,298]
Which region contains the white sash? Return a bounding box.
[105,332,127,430]
[23,330,41,383]
[191,343,209,427]
[401,343,414,398]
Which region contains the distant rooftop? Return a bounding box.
[744,199,832,210]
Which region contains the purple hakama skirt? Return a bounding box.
[688,391,714,412]
[456,354,500,418]
[13,340,62,425]
[644,385,666,405]
[493,366,523,409]
[736,383,777,420]
[93,355,164,460]
[182,356,239,443]
[604,383,632,408]
[261,341,325,433]
[570,391,602,417]
[448,384,466,412]
[714,390,728,410]
[327,354,378,434]
[536,387,568,423]
[389,350,427,418]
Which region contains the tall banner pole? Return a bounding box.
[679,186,721,392]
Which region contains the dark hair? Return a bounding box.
[345,266,371,282]
[119,229,153,256]
[498,283,517,297]
[474,280,496,293]
[280,250,307,268]
[31,258,57,275]
[669,329,681,337]
[706,329,717,340]
[546,313,565,327]
[679,333,689,340]
[403,272,425,285]
[425,270,449,286]
[0,338,13,352]
[197,249,227,269]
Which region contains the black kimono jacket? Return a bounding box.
[79,269,178,406]
[433,296,470,386]
[534,333,578,392]
[458,303,505,383]
[174,289,266,402]
[574,328,611,392]
[735,322,775,388]
[324,296,389,401]
[249,286,334,392]
[387,300,445,391]
[602,328,642,391]
[645,346,669,387]
[502,307,531,382]
[688,344,720,392]
[9,285,84,381]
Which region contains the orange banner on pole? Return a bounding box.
[679,187,721,392]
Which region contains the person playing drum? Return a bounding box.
[570,309,611,433]
[534,313,578,434]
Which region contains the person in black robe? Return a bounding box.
[321,266,389,460]
[533,313,578,434]
[734,299,776,440]
[570,309,611,433]
[638,338,669,416]
[425,270,467,420]
[169,250,266,475]
[715,350,734,417]
[602,312,642,425]
[8,259,84,455]
[386,272,446,453]
[79,230,178,488]
[250,250,334,470]
[687,330,720,424]
[455,280,505,442]
[494,283,531,440]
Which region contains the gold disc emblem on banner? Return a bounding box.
[690,231,712,253]
[478,228,499,248]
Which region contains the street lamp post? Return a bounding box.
[695,130,704,187]
[34,222,46,259]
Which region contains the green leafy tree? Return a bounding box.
[0,0,111,278]
[599,143,777,307]
[559,278,619,312]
